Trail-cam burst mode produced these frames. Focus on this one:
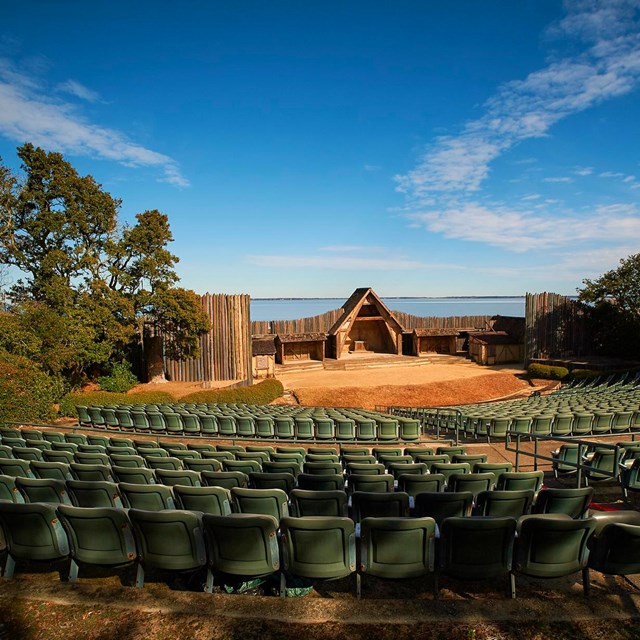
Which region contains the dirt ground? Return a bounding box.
[10,359,638,639]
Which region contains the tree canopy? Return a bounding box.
[578,253,640,360]
[0,143,209,386]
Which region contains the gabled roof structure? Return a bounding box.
[328,287,405,358]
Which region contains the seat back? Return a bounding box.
[230,487,289,522]
[289,489,348,517]
[533,487,594,519]
[173,485,232,515]
[351,491,410,523]
[413,491,473,525]
[347,474,394,494]
[475,489,534,518]
[66,480,124,508]
[119,482,176,510]
[15,477,72,505]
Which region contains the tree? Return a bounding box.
[578,253,640,360]
[0,144,209,385]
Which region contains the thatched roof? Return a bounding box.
[468,331,518,345]
[276,333,327,344]
[252,337,276,356]
[328,287,405,335]
[413,328,459,337]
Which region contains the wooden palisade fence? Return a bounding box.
[524,292,592,363]
[164,293,252,383]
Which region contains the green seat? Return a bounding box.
[496,471,544,494]
[173,485,232,515]
[65,433,88,446]
[163,413,184,435]
[473,462,513,484]
[217,415,237,437]
[115,409,135,431]
[236,451,270,465]
[344,455,378,466]
[447,472,495,498]
[223,459,262,475]
[0,459,35,478]
[571,412,593,436]
[289,489,348,517]
[397,473,446,498]
[584,449,620,484]
[413,491,473,525]
[551,444,580,479]
[130,411,151,433]
[431,462,471,486]
[230,487,289,522]
[474,489,534,518]
[155,469,202,487]
[438,516,517,598]
[415,454,450,471]
[355,418,377,441]
[405,447,434,460]
[42,431,66,444]
[387,462,428,481]
[274,417,295,439]
[201,471,248,490]
[358,516,436,598]
[146,456,184,471]
[203,513,279,591]
[248,472,296,494]
[341,447,371,459]
[110,453,147,469]
[0,475,24,503]
[551,414,574,436]
[279,516,356,596]
[30,461,72,481]
[42,450,75,465]
[181,414,202,435]
[303,462,343,476]
[187,443,217,454]
[313,417,335,440]
[79,444,107,454]
[372,447,404,461]
[451,454,488,466]
[533,487,594,519]
[347,474,394,494]
[11,447,43,462]
[183,458,223,474]
[592,411,613,435]
[376,419,399,441]
[514,514,596,596]
[621,458,640,499]
[111,466,157,485]
[119,482,176,510]
[335,418,356,440]
[398,418,421,441]
[436,446,466,457]
[67,480,124,508]
[588,520,640,577]
[296,473,344,491]
[69,463,113,482]
[293,417,315,440]
[306,453,340,464]
[87,435,110,448]
[51,442,78,454]
[0,502,70,577]
[255,416,275,438]
[15,477,71,504]
[246,445,277,455]
[276,446,306,456]
[57,505,137,582]
[487,416,512,441]
[75,451,110,466]
[128,509,207,588]
[351,491,410,525]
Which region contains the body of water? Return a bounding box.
[250,297,525,321]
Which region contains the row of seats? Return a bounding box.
[73,403,422,441]
[391,373,640,440]
[0,469,598,522]
[1,501,639,599]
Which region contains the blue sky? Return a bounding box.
[1,0,639,298]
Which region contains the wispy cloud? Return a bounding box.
[0,59,189,187]
[364,164,381,172]
[57,79,101,103]
[395,1,640,253]
[247,254,429,270]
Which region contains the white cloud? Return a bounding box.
[599,171,625,177]
[364,164,381,172]
[57,79,100,103]
[521,194,541,200]
[623,174,636,182]
[0,59,189,187]
[395,0,640,258]
[408,201,640,252]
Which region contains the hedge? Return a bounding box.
[59,379,285,417]
[180,379,285,405]
[527,363,569,380]
[0,352,63,423]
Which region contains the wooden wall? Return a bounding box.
[392,312,493,330]
[164,293,252,383]
[524,292,592,362]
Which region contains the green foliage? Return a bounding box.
[98,362,139,393]
[527,363,569,380]
[579,253,640,360]
[180,379,285,405]
[0,144,209,385]
[59,390,176,417]
[568,369,603,381]
[0,351,62,422]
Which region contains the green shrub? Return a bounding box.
[181,379,285,405]
[59,390,177,417]
[0,351,63,423]
[98,362,139,393]
[527,363,569,380]
[569,369,604,381]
